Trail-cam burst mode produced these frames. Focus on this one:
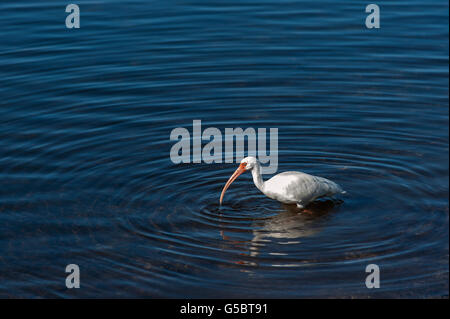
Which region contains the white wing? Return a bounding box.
[263,171,344,205]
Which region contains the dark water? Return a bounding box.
[0,0,448,298]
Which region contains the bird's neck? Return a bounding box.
[251,163,265,192]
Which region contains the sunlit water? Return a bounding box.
[0,0,448,298]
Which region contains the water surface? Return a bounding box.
[0,0,448,298]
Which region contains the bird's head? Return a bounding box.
[219,156,258,205]
[240,156,258,170]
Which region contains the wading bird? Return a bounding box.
[220,156,345,209]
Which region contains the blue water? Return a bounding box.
[0,0,448,298]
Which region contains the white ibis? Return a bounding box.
[220,156,345,209]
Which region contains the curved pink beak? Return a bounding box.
[220,162,247,205]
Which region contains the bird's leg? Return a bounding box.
[297,202,314,214]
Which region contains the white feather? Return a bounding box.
[243,157,345,207]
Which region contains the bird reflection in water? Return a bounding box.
[220,199,341,266]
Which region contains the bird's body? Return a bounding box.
[262,171,344,208]
[220,157,345,209]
